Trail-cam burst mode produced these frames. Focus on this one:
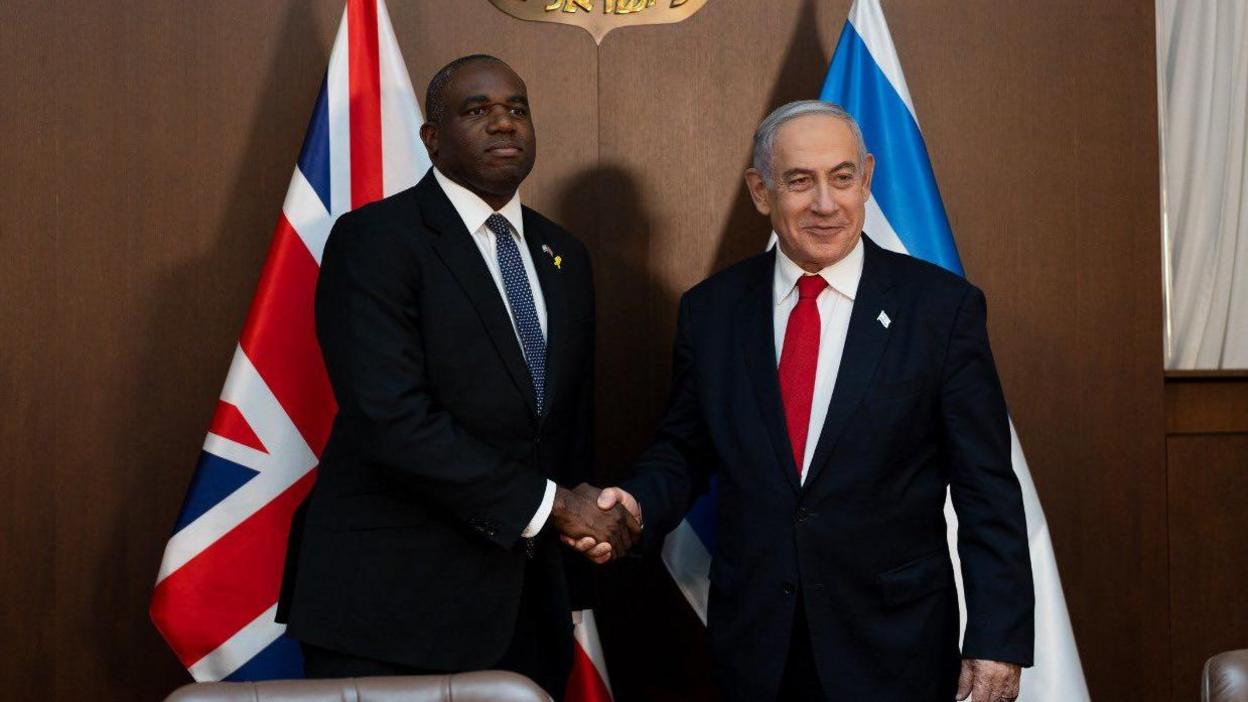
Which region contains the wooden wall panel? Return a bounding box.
[1167,434,1248,701]
[1,1,1172,700]
[0,2,595,698]
[893,4,1170,700]
[1165,376,1248,702]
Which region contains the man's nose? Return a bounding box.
[810,181,838,215]
[486,106,516,133]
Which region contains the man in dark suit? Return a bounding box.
[279,55,637,699]
[584,101,1033,701]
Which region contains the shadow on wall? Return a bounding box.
[554,163,675,485]
[91,3,329,698]
[709,0,830,279]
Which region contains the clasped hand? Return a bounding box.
[550,484,641,563]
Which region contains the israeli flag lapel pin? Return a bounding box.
[877,310,891,329]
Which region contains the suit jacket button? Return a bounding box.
[795,507,809,523]
[782,582,796,597]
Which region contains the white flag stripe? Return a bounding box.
[660,518,713,625]
[572,610,614,695]
[187,604,287,682]
[377,0,430,197]
[156,347,317,583]
[326,7,352,217]
[201,433,270,472]
[863,195,909,255]
[847,0,917,120]
[282,168,335,265]
[217,345,319,478]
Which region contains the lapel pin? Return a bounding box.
[877,310,891,329]
[541,244,562,270]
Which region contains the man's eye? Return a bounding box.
[787,177,812,190]
[510,107,528,117]
[835,173,854,185]
[467,107,487,116]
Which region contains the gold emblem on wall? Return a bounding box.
[488,0,709,44]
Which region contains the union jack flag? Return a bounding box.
[150,2,613,697]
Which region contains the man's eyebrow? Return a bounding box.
[460,94,529,108]
[779,167,814,180]
[830,161,856,171]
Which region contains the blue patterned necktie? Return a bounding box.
[485,213,546,415]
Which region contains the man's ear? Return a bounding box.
[419,122,438,159]
[860,153,875,196]
[744,169,773,216]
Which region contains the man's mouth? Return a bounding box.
[804,223,846,235]
[486,143,523,158]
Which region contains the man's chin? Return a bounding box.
[480,162,533,188]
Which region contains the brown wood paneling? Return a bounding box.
[1166,377,1248,434]
[12,3,344,699]
[1167,433,1248,701]
[895,4,1170,699]
[0,1,595,699]
[2,0,1173,700]
[0,3,61,694]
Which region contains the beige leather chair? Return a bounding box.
[1204,650,1248,702]
[163,671,553,702]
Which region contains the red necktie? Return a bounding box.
[778,274,828,476]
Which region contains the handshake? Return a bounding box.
[549,484,642,564]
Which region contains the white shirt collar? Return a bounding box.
[432,167,525,238]
[773,234,865,306]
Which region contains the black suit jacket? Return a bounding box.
[624,236,1033,701]
[280,170,596,671]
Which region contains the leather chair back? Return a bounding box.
[163,671,553,702]
[1204,650,1248,702]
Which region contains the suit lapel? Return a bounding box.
[737,249,802,494]
[804,236,896,487]
[420,174,540,418]
[523,209,567,420]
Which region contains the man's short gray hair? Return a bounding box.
[751,100,867,186]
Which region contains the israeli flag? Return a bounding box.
[662,2,1090,699]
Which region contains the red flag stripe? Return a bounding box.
[209,400,267,453]
[150,470,317,667]
[348,0,383,208]
[238,215,336,456]
[566,642,614,702]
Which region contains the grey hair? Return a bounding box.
[751,100,867,186]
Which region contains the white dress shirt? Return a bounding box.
[432,168,555,538]
[773,236,864,484]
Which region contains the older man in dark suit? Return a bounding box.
[279,55,636,699]
[583,101,1034,702]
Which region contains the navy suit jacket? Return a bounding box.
[624,235,1033,701]
[280,171,596,672]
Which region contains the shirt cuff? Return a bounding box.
[520,479,557,538]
